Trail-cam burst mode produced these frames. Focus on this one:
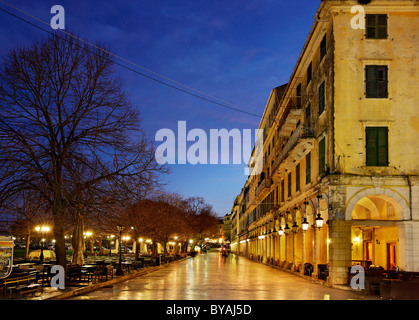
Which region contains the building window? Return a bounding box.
[307,62,312,85]
[296,83,301,97]
[306,152,311,184]
[305,102,311,125]
[281,179,285,202]
[366,127,388,166]
[318,81,325,115]
[319,137,326,176]
[366,14,388,39]
[320,35,327,61]
[365,65,388,98]
[287,172,292,198]
[296,163,300,192]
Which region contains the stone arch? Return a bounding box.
[305,204,314,225]
[345,187,409,221]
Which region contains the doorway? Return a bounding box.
[387,243,397,270]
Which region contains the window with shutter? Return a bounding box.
[306,152,311,184]
[306,102,311,125]
[288,172,292,198]
[307,62,312,85]
[366,14,388,39]
[296,163,300,192]
[365,65,388,98]
[366,127,388,166]
[319,81,325,114]
[281,179,285,202]
[320,35,327,60]
[319,137,326,175]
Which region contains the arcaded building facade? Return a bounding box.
[229,0,419,287]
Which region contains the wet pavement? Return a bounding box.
[69,251,377,300]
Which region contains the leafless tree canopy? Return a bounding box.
[0,32,165,267]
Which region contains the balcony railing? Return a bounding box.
[255,177,272,201]
[272,124,315,176]
[276,96,301,130]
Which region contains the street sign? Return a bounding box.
[0,231,14,279]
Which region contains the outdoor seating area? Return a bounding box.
[348,264,419,299]
[0,252,185,299]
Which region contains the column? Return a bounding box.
[328,219,352,286]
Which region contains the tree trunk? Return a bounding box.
[24,234,30,259]
[135,239,140,261]
[71,213,85,265]
[53,213,67,269]
[151,241,158,257]
[98,237,103,255]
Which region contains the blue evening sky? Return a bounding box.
[0,0,321,217]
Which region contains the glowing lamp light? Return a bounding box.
[284,224,290,235]
[302,218,309,231]
[277,226,284,236]
[291,222,299,234]
[315,213,324,229]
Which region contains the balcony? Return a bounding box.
[277,97,302,137]
[272,124,315,178]
[255,177,272,202]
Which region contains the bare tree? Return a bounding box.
[7,190,50,259]
[0,32,165,268]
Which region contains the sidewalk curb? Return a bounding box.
[45,257,191,300]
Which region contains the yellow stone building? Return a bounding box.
[229,0,419,288]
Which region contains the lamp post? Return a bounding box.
[116,225,124,276]
[35,225,50,262]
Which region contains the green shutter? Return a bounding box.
[377,127,388,166]
[306,152,311,184]
[319,137,325,175]
[319,82,325,114]
[366,127,388,166]
[366,127,378,166]
[296,163,300,192]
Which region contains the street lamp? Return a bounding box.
[301,217,309,231]
[291,221,299,234]
[284,224,290,235]
[315,195,324,230]
[116,225,124,276]
[302,201,310,231]
[35,225,50,262]
[277,226,284,236]
[315,212,324,230]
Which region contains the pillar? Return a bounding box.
[328,219,352,286]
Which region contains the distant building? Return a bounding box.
[230,0,419,288]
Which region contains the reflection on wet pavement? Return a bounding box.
[71,252,375,300]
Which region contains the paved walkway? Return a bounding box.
[68,252,377,300]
